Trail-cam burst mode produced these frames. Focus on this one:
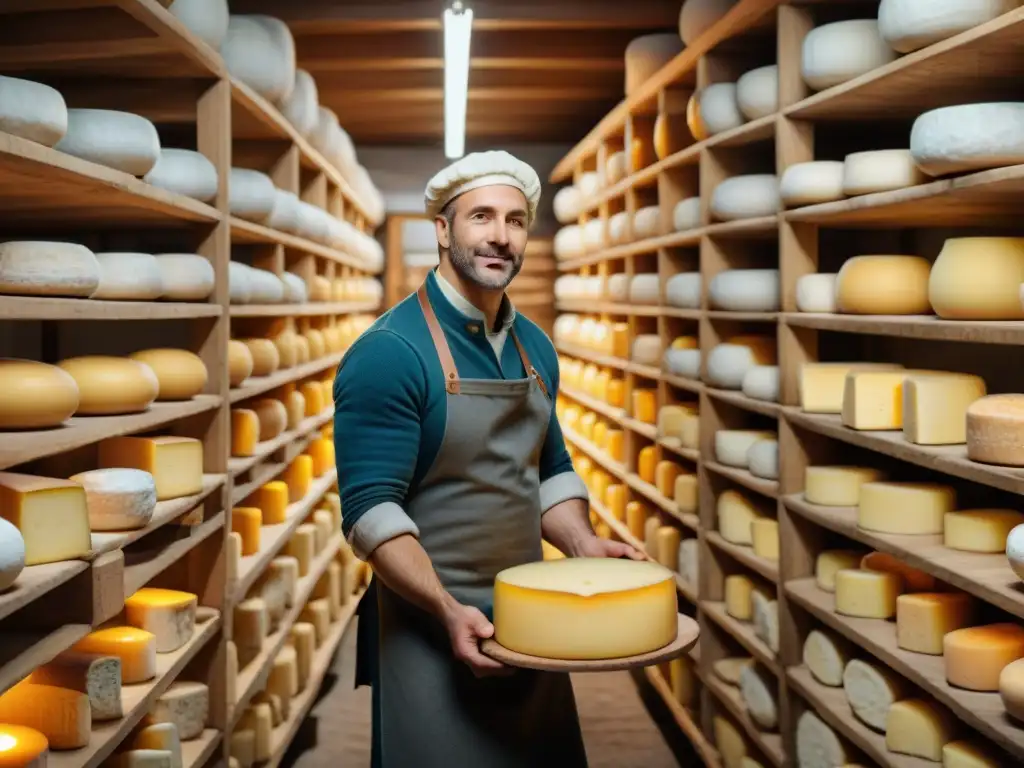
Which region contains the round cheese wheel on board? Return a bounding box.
[708,269,780,312]
[55,109,161,176]
[155,254,215,301]
[0,75,68,147]
[577,172,601,199]
[795,273,838,313]
[268,190,302,234]
[228,261,254,305]
[736,65,778,121]
[144,148,218,202]
[281,69,320,137]
[553,186,582,225]
[835,255,932,315]
[801,20,897,91]
[57,356,159,415]
[248,267,286,304]
[228,341,254,387]
[700,83,744,135]
[624,34,683,97]
[930,237,1024,320]
[221,15,297,105]
[679,0,738,45]
[843,149,926,195]
[554,226,584,261]
[742,366,779,403]
[710,175,780,221]
[129,348,208,401]
[229,168,276,222]
[780,161,845,207]
[168,0,229,49]
[606,274,629,303]
[665,348,701,379]
[608,211,630,245]
[243,338,280,377]
[70,467,157,531]
[665,272,701,308]
[878,0,1018,54]
[966,394,1024,466]
[629,274,661,305]
[281,272,308,303]
[605,151,627,185]
[633,206,661,240]
[582,219,605,253]
[796,710,849,768]
[0,241,100,298]
[673,197,701,231]
[911,102,1024,176]
[706,337,776,390]
[92,252,163,301]
[632,335,664,366]
[747,438,779,479]
[0,359,80,429]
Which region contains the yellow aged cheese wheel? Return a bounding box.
[252,398,288,440]
[273,331,299,369]
[686,92,709,142]
[654,112,691,160]
[305,329,327,359]
[0,358,80,428]
[493,557,677,660]
[929,237,1024,320]
[293,334,310,364]
[835,255,932,315]
[129,348,208,400]
[310,275,331,302]
[630,135,657,174]
[243,338,280,377]
[228,340,254,387]
[58,355,159,415]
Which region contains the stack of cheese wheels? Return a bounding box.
[493,558,678,660]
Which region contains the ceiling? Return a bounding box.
[227,0,682,147]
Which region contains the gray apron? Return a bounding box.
[373,281,589,768]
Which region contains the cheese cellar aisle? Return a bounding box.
[552,0,1024,766]
[0,1,380,766]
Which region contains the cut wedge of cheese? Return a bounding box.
[125,588,198,653]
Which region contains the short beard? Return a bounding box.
[446,219,524,291]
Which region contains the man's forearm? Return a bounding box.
[540,497,596,557]
[367,533,456,619]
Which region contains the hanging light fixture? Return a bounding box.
[443,0,474,159]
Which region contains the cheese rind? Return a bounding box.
[903,373,986,444]
[966,394,1024,466]
[0,679,91,748]
[144,682,209,740]
[738,665,777,730]
[0,472,90,565]
[0,722,49,766]
[796,710,848,768]
[929,237,1024,320]
[124,588,198,653]
[944,623,1024,691]
[57,356,159,415]
[802,629,848,687]
[72,627,157,684]
[941,740,1002,768]
[71,467,157,531]
[98,436,203,501]
[835,255,931,315]
[844,658,908,731]
[857,482,955,535]
[492,558,678,660]
[30,651,123,721]
[897,592,976,655]
[0,359,80,429]
[132,723,183,768]
[714,430,775,468]
[128,348,208,401]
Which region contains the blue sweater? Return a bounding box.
[332,269,587,560]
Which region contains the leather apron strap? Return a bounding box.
[416,281,547,397]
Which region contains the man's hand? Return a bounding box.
[440,596,513,678]
[569,534,645,561]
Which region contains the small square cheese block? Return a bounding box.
[254,481,289,525]
[231,409,259,457]
[268,645,299,701]
[233,598,269,658]
[0,472,91,565]
[284,455,313,503]
[314,561,343,621]
[289,622,317,689]
[231,507,261,556]
[897,592,976,655]
[655,527,681,570]
[885,699,959,761]
[643,516,661,558]
[843,658,909,732]
[108,750,174,767]
[308,438,334,477]
[124,588,197,654]
[799,362,903,413]
[287,524,317,576]
[675,473,697,513]
[713,658,753,686]
[313,509,334,552]
[804,466,885,506]
[803,629,849,687]
[637,446,657,485]
[625,502,647,540]
[144,681,209,741]
[632,389,657,424]
[132,723,183,768]
[835,569,903,619]
[654,461,682,499]
[0,678,91,748]
[98,437,203,501]
[942,741,1002,768]
[717,490,765,545]
[227,533,242,582]
[238,703,272,762]
[300,598,332,646]
[944,623,1024,691]
[945,509,1024,553]
[72,627,157,684]
[861,551,936,592]
[857,482,955,535]
[842,370,922,430]
[302,381,325,417]
[815,550,865,592]
[30,650,123,721]
[230,729,255,768]
[252,691,283,727]
[750,519,779,561]
[903,373,986,445]
[725,575,757,621]
[713,715,748,767]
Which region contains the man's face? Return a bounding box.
[436,185,529,290]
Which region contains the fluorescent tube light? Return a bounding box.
[443,2,473,159]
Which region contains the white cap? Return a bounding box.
[424,150,542,226]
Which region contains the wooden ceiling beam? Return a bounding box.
[302,56,624,73]
[310,67,624,91]
[226,0,681,33]
[321,86,610,104]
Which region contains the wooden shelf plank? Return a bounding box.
[0,561,89,625]
[659,438,701,465]
[122,510,225,597]
[0,623,91,696]
[229,355,343,405]
[785,309,1024,345]
[702,601,780,675]
[227,410,330,478]
[182,729,222,768]
[706,388,781,418]
[705,531,780,584]
[705,461,779,499]
[0,395,222,471]
[784,493,1024,622]
[229,217,378,273]
[626,474,701,532]
[230,301,381,317]
[0,297,222,321]
[559,387,627,425]
[704,670,784,767]
[645,666,722,768]
[786,577,1024,759]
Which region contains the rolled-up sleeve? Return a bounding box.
[537,350,589,514]
[334,330,426,559]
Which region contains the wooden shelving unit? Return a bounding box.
[0,2,380,766]
[552,1,1024,765]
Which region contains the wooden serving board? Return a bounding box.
[480,613,699,672]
